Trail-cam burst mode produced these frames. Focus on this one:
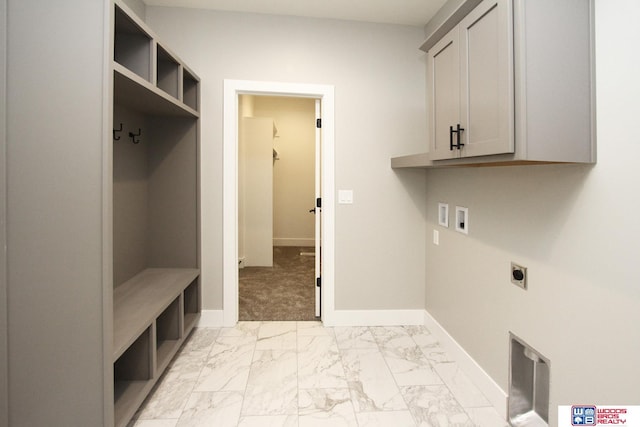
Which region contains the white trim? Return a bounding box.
[197,310,225,327]
[273,238,315,247]
[324,310,426,327]
[314,98,321,318]
[423,310,507,418]
[223,80,335,327]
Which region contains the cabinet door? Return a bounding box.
[458,0,513,157]
[427,25,460,160]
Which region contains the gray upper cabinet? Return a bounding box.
[428,24,460,160]
[429,0,513,160]
[393,0,595,168]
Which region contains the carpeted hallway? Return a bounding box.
[239,246,316,321]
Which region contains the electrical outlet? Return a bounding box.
[455,206,469,234]
[438,203,449,227]
[511,262,527,289]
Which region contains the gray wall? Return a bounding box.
[424,0,640,419]
[113,105,149,287]
[5,1,107,425]
[122,0,146,20]
[0,0,8,425]
[146,8,428,311]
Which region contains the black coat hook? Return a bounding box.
[113,123,123,140]
[129,128,141,144]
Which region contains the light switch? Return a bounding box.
[433,229,439,245]
[338,190,353,204]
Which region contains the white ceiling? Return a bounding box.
[142,0,448,27]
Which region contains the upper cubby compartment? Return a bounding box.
[156,45,180,99]
[114,4,152,81]
[182,68,199,111]
[113,0,200,117]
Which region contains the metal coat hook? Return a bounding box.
[129,128,142,144]
[113,123,123,140]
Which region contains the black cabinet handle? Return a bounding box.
[449,124,465,150]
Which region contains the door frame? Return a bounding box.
[222,80,335,326]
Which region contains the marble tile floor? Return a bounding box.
[130,322,509,427]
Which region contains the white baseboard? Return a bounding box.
[423,310,507,418]
[203,309,424,328]
[197,310,224,327]
[324,309,426,327]
[273,238,315,247]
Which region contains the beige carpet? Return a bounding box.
[239,246,316,321]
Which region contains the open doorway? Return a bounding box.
[237,95,317,320]
[222,80,335,327]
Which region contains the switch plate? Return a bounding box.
[438,203,449,227]
[433,229,439,245]
[338,190,353,204]
[455,206,469,234]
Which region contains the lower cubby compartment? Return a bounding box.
[114,327,153,427]
[156,296,182,372]
[113,268,200,427]
[183,278,200,333]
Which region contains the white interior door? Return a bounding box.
[314,99,321,318]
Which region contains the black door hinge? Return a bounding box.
[316,118,322,128]
[316,277,321,287]
[316,198,321,208]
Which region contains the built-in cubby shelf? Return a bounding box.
[183,279,200,333]
[112,269,200,427]
[113,268,199,363]
[111,2,201,426]
[182,68,199,111]
[114,326,153,427]
[155,295,182,371]
[114,63,198,118]
[114,4,151,81]
[156,45,180,99]
[113,2,200,115]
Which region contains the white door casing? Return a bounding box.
[314,99,321,318]
[222,80,335,326]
